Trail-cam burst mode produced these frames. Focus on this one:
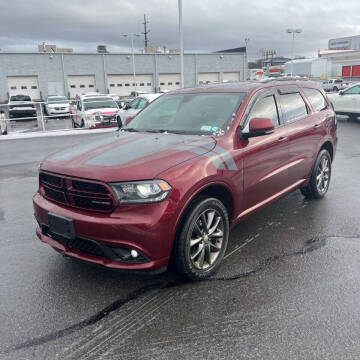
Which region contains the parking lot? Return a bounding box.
[0,118,359,359]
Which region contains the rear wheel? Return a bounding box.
[117,116,122,128]
[81,119,85,128]
[174,197,229,280]
[300,149,331,199]
[333,86,338,92]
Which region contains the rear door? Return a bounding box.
[279,86,328,184]
[241,90,290,211]
[337,85,360,113]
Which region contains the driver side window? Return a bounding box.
[247,95,280,128]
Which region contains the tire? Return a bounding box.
[81,119,85,128]
[333,87,338,92]
[71,118,76,128]
[300,149,331,199]
[173,197,229,280]
[348,114,358,121]
[117,116,122,128]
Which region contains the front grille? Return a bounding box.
[39,171,116,213]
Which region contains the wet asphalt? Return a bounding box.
[0,120,359,360]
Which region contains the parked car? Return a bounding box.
[8,94,36,120]
[118,93,162,125]
[44,96,70,117]
[327,82,360,120]
[33,80,337,280]
[71,94,121,128]
[322,79,349,92]
[0,111,7,135]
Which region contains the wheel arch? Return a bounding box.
[319,140,334,161]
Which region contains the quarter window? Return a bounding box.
[279,92,308,123]
[303,88,328,112]
[248,95,280,127]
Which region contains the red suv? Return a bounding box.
[33,81,337,280]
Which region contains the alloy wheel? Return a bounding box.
[316,156,330,194]
[189,209,224,270]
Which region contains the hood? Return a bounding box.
[41,131,216,182]
[85,108,118,115]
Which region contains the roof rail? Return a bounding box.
[261,77,310,83]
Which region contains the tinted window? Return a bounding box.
[279,92,308,123]
[10,95,31,101]
[344,85,360,95]
[303,88,328,112]
[248,95,280,127]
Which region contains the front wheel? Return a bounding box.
[300,149,331,199]
[174,197,229,280]
[80,119,85,128]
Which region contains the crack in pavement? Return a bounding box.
[4,234,359,355]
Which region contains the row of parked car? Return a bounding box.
[0,92,163,133]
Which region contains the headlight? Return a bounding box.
[110,180,172,204]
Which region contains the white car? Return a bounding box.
[118,93,162,125]
[327,82,360,120]
[44,96,70,117]
[0,111,7,135]
[71,94,121,128]
[322,79,348,92]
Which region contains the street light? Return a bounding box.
[244,38,250,81]
[286,28,302,76]
[178,0,184,88]
[121,33,141,94]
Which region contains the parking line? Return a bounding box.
[224,236,256,260]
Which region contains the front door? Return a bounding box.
[239,91,290,211]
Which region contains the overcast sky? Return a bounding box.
[0,0,360,59]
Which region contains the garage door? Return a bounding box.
[67,75,96,99]
[351,65,360,77]
[159,74,181,92]
[342,66,351,78]
[223,72,240,82]
[7,76,40,100]
[107,74,154,96]
[198,72,220,85]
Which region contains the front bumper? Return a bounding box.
[33,193,176,272]
[48,108,70,115]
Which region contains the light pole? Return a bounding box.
[244,38,250,81]
[178,0,184,88]
[121,33,141,94]
[286,28,302,76]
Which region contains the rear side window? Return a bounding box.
[248,95,280,127]
[279,92,308,123]
[303,88,328,112]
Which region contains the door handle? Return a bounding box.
[314,123,321,128]
[277,136,288,142]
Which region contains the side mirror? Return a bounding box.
[339,90,344,95]
[242,118,274,139]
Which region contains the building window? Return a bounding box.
[21,86,27,89]
[147,82,151,86]
[168,82,173,85]
[125,83,130,87]
[89,84,94,88]
[110,84,115,87]
[160,82,165,86]
[70,85,76,88]
[31,86,37,89]
[10,86,16,90]
[175,82,180,85]
[140,83,144,86]
[79,85,85,88]
[117,84,122,87]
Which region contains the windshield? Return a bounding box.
[10,95,31,101]
[125,93,245,135]
[48,97,68,104]
[84,97,118,110]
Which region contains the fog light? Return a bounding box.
[131,250,138,258]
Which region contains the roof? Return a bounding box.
[139,93,163,101]
[167,80,322,95]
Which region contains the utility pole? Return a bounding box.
[142,14,150,51]
[178,0,184,88]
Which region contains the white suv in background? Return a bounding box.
[71,94,121,128]
[44,96,70,117]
